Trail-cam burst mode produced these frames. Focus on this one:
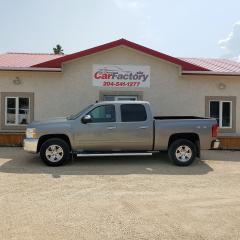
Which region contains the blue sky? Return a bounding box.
[0,0,240,59]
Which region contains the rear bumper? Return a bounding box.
[211,139,220,149]
[23,138,39,153]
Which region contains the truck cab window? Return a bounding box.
[121,104,147,122]
[88,105,116,123]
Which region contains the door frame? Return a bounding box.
[114,96,137,101]
[99,91,143,101]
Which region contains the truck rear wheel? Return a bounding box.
[40,138,70,166]
[168,139,197,166]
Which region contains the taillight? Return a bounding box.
[212,124,218,138]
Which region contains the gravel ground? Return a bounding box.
[0,147,240,240]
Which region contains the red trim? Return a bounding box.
[32,39,209,71]
[182,72,240,76]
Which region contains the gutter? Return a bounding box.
[182,71,240,76]
[0,67,62,72]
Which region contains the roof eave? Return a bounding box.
[31,39,209,71]
[182,71,240,76]
[0,67,62,72]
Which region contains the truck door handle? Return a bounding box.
[107,126,116,130]
[139,126,149,129]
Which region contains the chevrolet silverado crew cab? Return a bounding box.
[24,101,220,167]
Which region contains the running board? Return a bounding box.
[76,152,153,157]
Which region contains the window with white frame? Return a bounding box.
[103,95,138,101]
[209,100,232,129]
[5,96,30,125]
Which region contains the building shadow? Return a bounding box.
[201,150,240,162]
[0,148,213,177]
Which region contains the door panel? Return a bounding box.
[74,122,119,151]
[115,104,153,151]
[114,122,153,150]
[73,104,119,151]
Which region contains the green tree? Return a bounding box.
[53,44,64,54]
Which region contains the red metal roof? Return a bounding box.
[32,39,208,71]
[0,52,63,68]
[180,58,240,73]
[0,39,240,75]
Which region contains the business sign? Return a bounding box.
[92,64,150,88]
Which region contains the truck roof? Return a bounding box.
[98,101,149,104]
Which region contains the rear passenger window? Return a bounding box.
[121,104,147,122]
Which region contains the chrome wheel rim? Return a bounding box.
[45,145,64,162]
[175,145,192,162]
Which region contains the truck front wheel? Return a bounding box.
[40,138,70,166]
[168,139,197,166]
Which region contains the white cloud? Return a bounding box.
[219,21,240,60]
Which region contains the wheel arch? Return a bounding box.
[168,133,200,157]
[37,134,72,153]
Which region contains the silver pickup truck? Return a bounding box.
[24,101,219,166]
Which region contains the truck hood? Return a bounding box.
[28,117,68,127]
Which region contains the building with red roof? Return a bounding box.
[0,39,240,148]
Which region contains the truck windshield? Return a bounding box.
[67,105,93,120]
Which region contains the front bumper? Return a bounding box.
[211,139,220,149]
[23,138,39,153]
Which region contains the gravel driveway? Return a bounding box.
[0,147,240,240]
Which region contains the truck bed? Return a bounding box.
[153,116,216,151]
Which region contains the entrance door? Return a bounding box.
[115,96,137,101]
[103,95,138,101]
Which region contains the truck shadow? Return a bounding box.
[0,148,214,177]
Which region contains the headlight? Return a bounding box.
[26,128,37,139]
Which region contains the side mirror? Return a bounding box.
[81,115,92,124]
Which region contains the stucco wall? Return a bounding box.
[0,45,240,134]
[181,74,240,132]
[60,46,181,116]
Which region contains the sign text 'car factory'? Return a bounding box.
[93,65,150,88]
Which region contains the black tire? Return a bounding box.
[40,138,70,166]
[168,139,197,166]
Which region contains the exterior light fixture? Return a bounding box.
[218,83,226,90]
[13,77,21,85]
